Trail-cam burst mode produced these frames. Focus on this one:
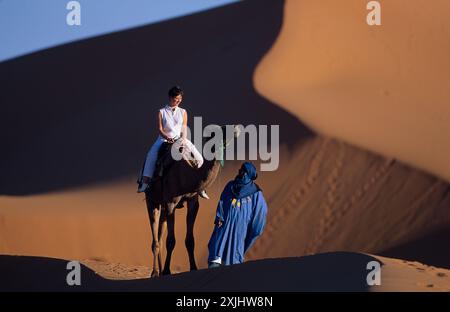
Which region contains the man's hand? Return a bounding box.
[215,220,223,228]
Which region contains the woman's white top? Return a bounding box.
[159,105,185,140]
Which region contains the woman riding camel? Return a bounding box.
[137,86,209,199]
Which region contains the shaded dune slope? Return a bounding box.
[0,0,306,196]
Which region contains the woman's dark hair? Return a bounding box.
[168,86,184,98]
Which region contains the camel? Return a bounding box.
[145,125,240,277]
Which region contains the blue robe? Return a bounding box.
[208,181,268,265]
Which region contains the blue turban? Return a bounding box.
[231,162,261,199]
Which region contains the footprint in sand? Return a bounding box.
[416,267,425,272]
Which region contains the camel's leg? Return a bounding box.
[148,204,161,278]
[186,197,199,271]
[157,207,168,274]
[162,203,176,275]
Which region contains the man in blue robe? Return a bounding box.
[207,162,268,267]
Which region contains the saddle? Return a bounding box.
[154,141,177,179]
[137,139,198,191]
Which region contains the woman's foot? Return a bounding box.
[198,190,210,199]
[137,176,151,193]
[137,182,149,193]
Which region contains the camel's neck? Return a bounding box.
[197,138,224,188]
[198,159,221,189]
[202,159,220,175]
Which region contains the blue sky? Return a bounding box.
[0,0,239,62]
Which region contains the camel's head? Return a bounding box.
[201,125,241,166]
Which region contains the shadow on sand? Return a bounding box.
[0,0,312,196]
[0,252,377,291]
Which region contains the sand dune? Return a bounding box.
[254,0,450,182]
[247,137,450,269]
[1,252,448,292]
[1,0,449,291]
